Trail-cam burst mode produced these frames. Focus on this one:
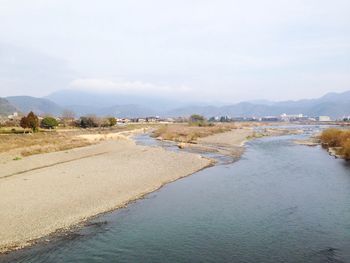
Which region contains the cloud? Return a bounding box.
[0,0,349,101]
[69,78,191,97]
[0,43,74,97]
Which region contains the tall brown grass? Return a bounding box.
[320,128,350,159]
[0,132,91,156]
[0,123,158,157]
[152,123,235,143]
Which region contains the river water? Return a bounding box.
[1,129,350,263]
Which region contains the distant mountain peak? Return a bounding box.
[0,97,18,116]
[6,96,63,116]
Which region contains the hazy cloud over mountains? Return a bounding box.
[0,43,74,96]
[69,78,191,98]
[0,0,349,102]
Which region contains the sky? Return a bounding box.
[0,0,349,103]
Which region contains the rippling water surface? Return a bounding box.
[1,130,350,263]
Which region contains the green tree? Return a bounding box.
[189,114,206,126]
[41,116,59,129]
[190,114,205,122]
[108,117,117,127]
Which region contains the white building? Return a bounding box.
[7,112,19,120]
[318,116,331,122]
[280,113,304,122]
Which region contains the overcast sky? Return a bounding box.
[0,0,349,103]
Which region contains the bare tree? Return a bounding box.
[61,109,76,127]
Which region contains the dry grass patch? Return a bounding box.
[152,123,236,143]
[0,132,91,157]
[0,123,157,157]
[320,128,350,160]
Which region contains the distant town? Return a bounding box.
[2,110,350,129]
[208,113,336,123]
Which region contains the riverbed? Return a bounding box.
[1,130,349,263]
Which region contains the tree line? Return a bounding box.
[17,112,117,133]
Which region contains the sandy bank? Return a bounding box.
[294,139,319,146]
[176,128,254,160]
[0,138,211,253]
[75,128,147,142]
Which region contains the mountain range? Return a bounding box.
[167,91,350,118]
[0,98,17,116]
[1,90,350,119]
[6,96,63,116]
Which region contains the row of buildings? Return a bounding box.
[262,114,331,122]
[3,111,348,125]
[210,113,334,122]
[116,116,177,123]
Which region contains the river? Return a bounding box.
[1,128,350,263]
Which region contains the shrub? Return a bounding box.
[3,119,20,127]
[61,110,76,127]
[339,131,350,144]
[320,128,350,159]
[189,114,205,123]
[99,117,117,128]
[79,116,99,128]
[319,128,343,147]
[189,114,209,127]
[108,117,117,127]
[41,117,59,129]
[341,140,350,160]
[100,118,110,128]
